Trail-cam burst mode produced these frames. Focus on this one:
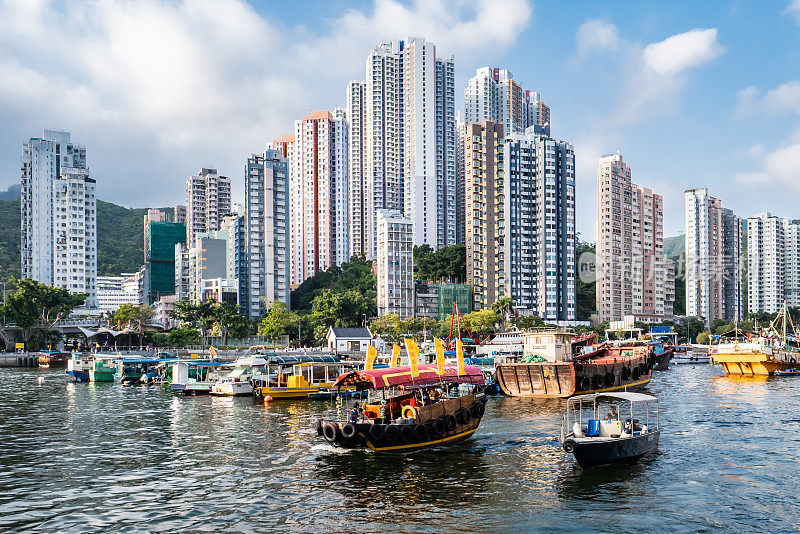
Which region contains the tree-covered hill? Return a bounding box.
[0,193,171,280]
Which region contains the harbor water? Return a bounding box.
[1,365,798,532]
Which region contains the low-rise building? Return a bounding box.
[326,326,373,353]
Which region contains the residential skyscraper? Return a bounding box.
[185,168,231,246]
[358,38,456,258]
[596,155,673,322]
[243,150,290,318]
[747,213,800,313]
[464,122,576,321]
[283,110,350,286]
[376,209,413,318]
[20,129,97,308]
[464,67,550,136]
[455,112,466,244]
[684,187,743,325]
[347,81,367,258]
[174,204,186,224]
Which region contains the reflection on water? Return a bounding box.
[1,365,799,531]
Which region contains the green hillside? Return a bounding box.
[0,195,170,281]
[664,234,684,259]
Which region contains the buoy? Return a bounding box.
[264,395,274,403]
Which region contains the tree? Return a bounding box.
[113,303,153,345]
[462,309,500,340]
[171,300,218,336]
[168,326,201,346]
[414,244,466,283]
[259,301,301,339]
[151,332,169,346]
[491,297,513,331]
[696,331,711,344]
[2,278,87,346]
[291,256,377,314]
[212,303,248,345]
[514,315,545,330]
[308,288,375,342]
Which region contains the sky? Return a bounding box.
[1,0,799,241]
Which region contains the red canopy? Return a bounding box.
[333,363,485,390]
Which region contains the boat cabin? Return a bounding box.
[521,331,574,362]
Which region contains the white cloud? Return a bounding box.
[574,19,620,58]
[642,29,725,76]
[785,0,800,24]
[738,81,800,117]
[735,142,800,190]
[0,0,533,204]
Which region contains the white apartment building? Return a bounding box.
[685,187,743,325]
[185,168,231,246]
[243,150,291,318]
[747,213,800,313]
[355,38,456,258]
[464,67,550,136]
[376,209,414,318]
[96,276,139,313]
[596,155,673,323]
[347,81,367,257]
[20,129,97,308]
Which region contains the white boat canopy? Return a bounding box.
[570,392,657,403]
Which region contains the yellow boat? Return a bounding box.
[251,355,356,399]
[711,302,800,376]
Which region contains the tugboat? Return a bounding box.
[495,330,656,397]
[559,392,661,467]
[315,364,487,452]
[38,350,71,368]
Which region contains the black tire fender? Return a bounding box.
[342,423,357,440]
[592,374,603,389]
[431,418,447,436]
[413,424,428,440]
[604,372,615,387]
[445,414,458,431]
[458,409,472,425]
[384,424,401,443]
[316,419,323,436]
[400,425,415,442]
[563,439,575,453]
[470,404,481,418]
[580,376,591,390]
[368,424,385,442]
[477,403,486,418]
[322,423,339,443]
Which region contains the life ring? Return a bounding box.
[734,345,740,352]
[458,409,472,425]
[384,424,401,443]
[446,414,458,431]
[604,372,615,387]
[400,425,415,442]
[322,423,339,443]
[368,424,385,442]
[592,375,603,389]
[413,424,428,440]
[580,376,592,390]
[342,423,358,441]
[431,418,447,436]
[563,439,575,453]
[621,367,631,380]
[401,405,419,420]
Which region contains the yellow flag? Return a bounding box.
[390,344,401,368]
[456,338,465,376]
[404,338,420,378]
[365,345,377,370]
[434,338,445,375]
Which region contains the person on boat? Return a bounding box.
[349,403,362,423]
[605,406,617,421]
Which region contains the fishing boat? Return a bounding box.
[89,354,117,382]
[671,344,710,364]
[171,361,233,395]
[37,350,71,368]
[315,364,487,452]
[210,357,266,396]
[711,302,799,376]
[559,392,661,467]
[495,330,656,398]
[66,353,93,382]
[113,358,165,385]
[250,354,345,399]
[775,368,800,376]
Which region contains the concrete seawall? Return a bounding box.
[0,354,39,368]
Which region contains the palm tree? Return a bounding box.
[491,297,514,332]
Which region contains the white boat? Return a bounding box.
[171,360,235,395]
[671,344,710,364]
[210,357,267,396]
[66,353,93,382]
[475,331,524,359]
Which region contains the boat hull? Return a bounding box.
[211,381,253,396]
[652,348,674,371]
[564,430,660,467]
[89,370,115,382]
[318,398,486,453]
[67,370,90,382]
[496,356,653,398]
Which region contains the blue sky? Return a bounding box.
[1,0,799,240]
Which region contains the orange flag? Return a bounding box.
[456,338,465,376]
[365,345,377,370]
[390,344,401,368]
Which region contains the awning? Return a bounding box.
[333,363,484,390]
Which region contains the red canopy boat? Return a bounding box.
[317,363,488,452]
